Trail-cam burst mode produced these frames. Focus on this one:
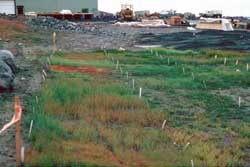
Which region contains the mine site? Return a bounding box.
[0,0,250,167]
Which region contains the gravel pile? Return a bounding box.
[27,16,86,32]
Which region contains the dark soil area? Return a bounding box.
[137,30,250,51]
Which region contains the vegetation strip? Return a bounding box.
[24,49,250,167]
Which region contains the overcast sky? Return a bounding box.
[98,0,250,16]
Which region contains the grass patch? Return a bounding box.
[26,49,250,166]
[51,57,112,68]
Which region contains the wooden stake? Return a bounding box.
[247,64,249,71]
[28,120,33,138]
[14,96,21,167]
[224,57,227,65]
[42,70,47,77]
[184,142,190,150]
[182,67,185,74]
[162,120,167,129]
[52,32,57,53]
[132,79,135,89]
[116,60,119,70]
[236,59,239,66]
[15,129,21,166]
[238,96,241,108]
[191,160,194,167]
[192,73,195,80]
[21,146,25,164]
[42,74,46,81]
[139,88,142,98]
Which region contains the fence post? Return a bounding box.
[139,88,142,98]
[14,96,21,167]
[132,79,135,89]
[0,96,22,167]
[53,32,57,53]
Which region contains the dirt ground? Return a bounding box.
[26,24,189,53]
[0,18,43,166]
[0,58,43,167]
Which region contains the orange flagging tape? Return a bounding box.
[0,96,22,135]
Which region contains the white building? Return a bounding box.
[0,0,16,15]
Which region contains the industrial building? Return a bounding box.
[15,0,98,15]
[0,0,16,15]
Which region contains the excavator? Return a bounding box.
[119,4,134,21]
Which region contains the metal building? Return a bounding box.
[0,0,16,15]
[16,0,98,14]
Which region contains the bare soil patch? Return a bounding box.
[0,18,26,40]
[50,65,109,75]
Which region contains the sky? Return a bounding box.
[98,0,250,17]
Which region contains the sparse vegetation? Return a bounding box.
[0,18,26,40]
[24,49,250,166]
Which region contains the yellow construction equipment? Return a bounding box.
[119,4,134,21]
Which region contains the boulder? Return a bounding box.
[0,60,14,90]
[0,50,18,73]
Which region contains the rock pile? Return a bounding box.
[0,50,17,91]
[27,16,86,32]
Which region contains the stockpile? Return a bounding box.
[27,16,86,32]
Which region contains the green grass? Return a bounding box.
[25,48,250,167]
[51,57,113,68]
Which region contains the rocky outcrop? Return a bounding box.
[0,50,16,90]
[0,60,14,90]
[0,50,18,73]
